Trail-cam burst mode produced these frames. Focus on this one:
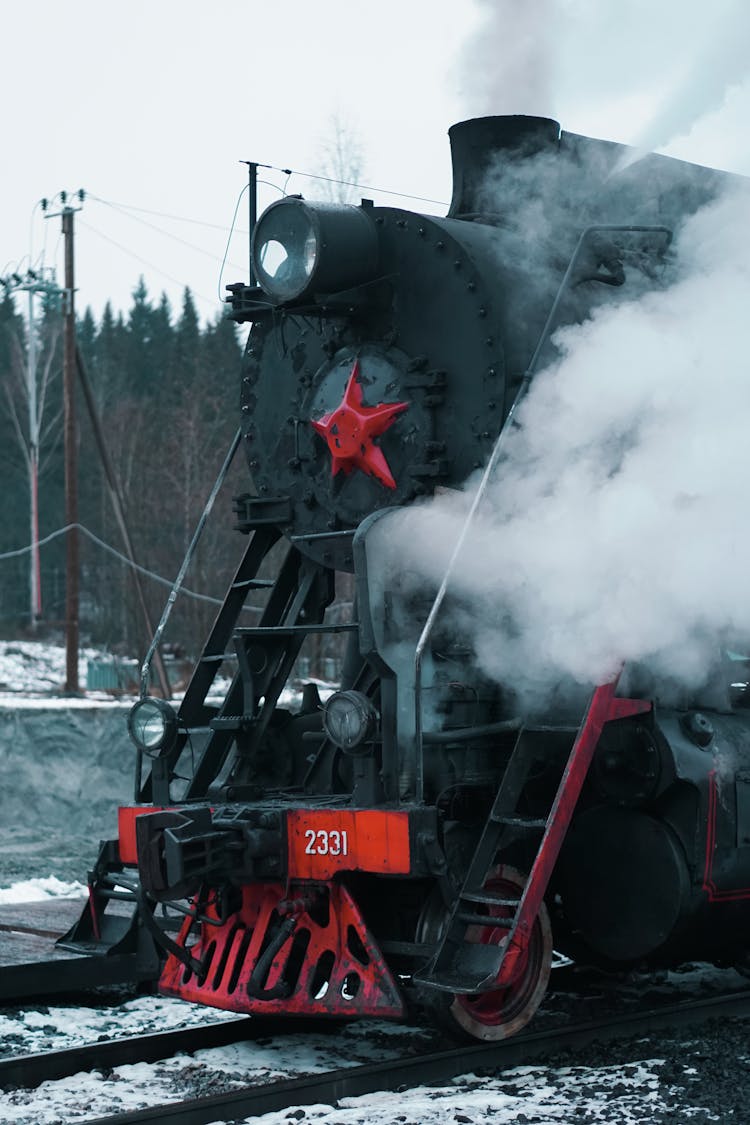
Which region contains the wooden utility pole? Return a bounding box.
[62,202,80,693]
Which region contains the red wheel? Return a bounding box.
[449,865,552,1041]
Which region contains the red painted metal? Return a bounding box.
[158,881,405,1019]
[118,805,167,865]
[453,866,552,1040]
[494,679,651,987]
[310,358,408,489]
[287,810,411,878]
[703,769,750,903]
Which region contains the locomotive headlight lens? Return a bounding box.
[251,198,378,303]
[322,690,378,755]
[128,697,178,756]
[253,205,320,301]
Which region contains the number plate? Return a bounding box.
[287,810,411,878]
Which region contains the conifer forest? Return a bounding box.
[0,281,266,672]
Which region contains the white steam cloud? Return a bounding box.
[384,184,750,705]
[457,0,559,118]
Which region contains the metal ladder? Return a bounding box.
[414,678,651,994]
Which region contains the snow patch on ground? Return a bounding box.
[0,877,87,903]
[0,640,114,699]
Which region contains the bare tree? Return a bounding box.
[316,112,366,204]
[0,297,62,628]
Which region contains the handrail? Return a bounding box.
[139,428,242,698]
[412,225,672,802]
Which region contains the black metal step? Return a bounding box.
[490,814,547,829]
[415,942,505,994]
[209,715,254,731]
[461,891,521,907]
[456,909,506,926]
[233,623,357,636]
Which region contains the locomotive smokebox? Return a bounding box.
[447,115,560,218]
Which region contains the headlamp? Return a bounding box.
[322,690,378,755]
[251,198,378,303]
[127,697,178,757]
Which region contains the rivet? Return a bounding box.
[467,281,476,292]
[436,241,445,250]
[478,307,487,318]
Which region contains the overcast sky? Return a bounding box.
[3,0,750,325]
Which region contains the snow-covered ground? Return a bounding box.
[0,640,129,702]
[0,932,738,1124]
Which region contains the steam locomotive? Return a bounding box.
[66,116,750,1040]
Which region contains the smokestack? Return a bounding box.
[447,115,561,217]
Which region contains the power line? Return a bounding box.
[89,195,246,271]
[87,194,246,233]
[77,218,220,311]
[0,523,234,608]
[260,162,449,208]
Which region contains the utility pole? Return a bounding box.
[63,204,79,692]
[27,284,40,629]
[45,190,84,693]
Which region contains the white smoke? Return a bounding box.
[386,184,750,705]
[457,0,750,177]
[456,0,559,118]
[627,4,750,158]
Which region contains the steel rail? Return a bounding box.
[79,986,750,1125]
[0,1016,262,1092]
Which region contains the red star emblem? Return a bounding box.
[311,359,409,489]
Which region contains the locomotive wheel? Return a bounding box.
[417,865,553,1041]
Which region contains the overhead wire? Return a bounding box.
[261,162,449,208]
[217,183,248,301]
[78,217,219,311]
[89,194,245,272]
[0,522,241,608]
[87,194,246,234]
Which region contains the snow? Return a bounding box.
[0,877,87,904]
[0,640,118,701]
[0,639,319,709]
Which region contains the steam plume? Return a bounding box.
[386,184,750,706]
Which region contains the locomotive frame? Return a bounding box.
[58,115,750,1040]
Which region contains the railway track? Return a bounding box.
[5,985,750,1125]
